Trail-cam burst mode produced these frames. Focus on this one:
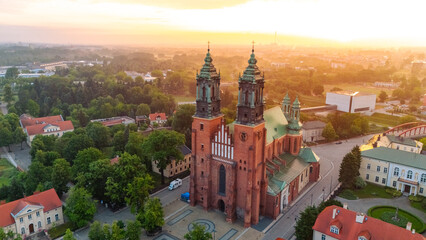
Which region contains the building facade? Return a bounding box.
[326,91,376,113]
[360,147,426,196]
[0,189,63,238]
[149,113,167,126]
[152,145,192,178]
[189,48,320,227]
[301,120,326,142]
[313,205,424,240]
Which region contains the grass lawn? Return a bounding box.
[0,158,19,186]
[368,206,425,233]
[353,183,393,199]
[174,95,195,103]
[299,94,325,107]
[338,189,358,200]
[410,201,426,214]
[365,113,401,127]
[48,222,76,239]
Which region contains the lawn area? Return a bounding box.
[353,183,393,199]
[368,206,426,233]
[365,113,401,127]
[299,94,325,107]
[174,95,195,103]
[410,201,426,214]
[0,158,19,186]
[48,222,76,239]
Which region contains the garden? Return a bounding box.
[0,158,19,186]
[367,206,425,233]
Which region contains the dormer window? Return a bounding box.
[330,226,339,234]
[358,237,367,240]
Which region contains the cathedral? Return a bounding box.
[189,47,320,227]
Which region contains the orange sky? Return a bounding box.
[0,0,425,47]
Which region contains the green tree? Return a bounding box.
[317,199,343,213]
[111,221,126,240]
[72,147,103,179]
[13,127,27,150]
[142,130,185,184]
[378,91,388,102]
[419,137,426,151]
[5,67,19,79]
[136,103,151,116]
[294,206,318,240]
[3,84,13,104]
[86,122,110,149]
[89,221,105,240]
[63,229,77,240]
[126,220,142,240]
[27,99,40,117]
[25,161,51,195]
[312,85,324,95]
[51,158,71,198]
[125,132,144,161]
[76,158,113,200]
[0,127,13,152]
[338,146,361,189]
[34,150,61,166]
[139,198,164,234]
[113,130,127,153]
[65,187,97,228]
[322,122,338,142]
[184,223,212,240]
[63,133,94,162]
[126,175,154,214]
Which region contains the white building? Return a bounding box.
[302,121,326,142]
[326,91,376,113]
[0,189,64,238]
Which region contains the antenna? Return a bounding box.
[252,41,255,53]
[208,41,210,52]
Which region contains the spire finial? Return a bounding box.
[252,41,255,53]
[208,41,210,52]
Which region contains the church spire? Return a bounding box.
[282,92,291,118]
[236,45,265,125]
[195,44,221,118]
[288,96,301,134]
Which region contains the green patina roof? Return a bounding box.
[267,149,316,196]
[361,147,426,170]
[282,92,290,104]
[264,106,288,144]
[385,135,419,147]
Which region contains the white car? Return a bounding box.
[168,178,182,190]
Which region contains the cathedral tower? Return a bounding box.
[287,96,302,155]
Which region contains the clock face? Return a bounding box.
[240,132,248,142]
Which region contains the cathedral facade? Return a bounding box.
[189,48,320,227]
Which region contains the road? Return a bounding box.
[263,134,374,240]
[151,176,190,206]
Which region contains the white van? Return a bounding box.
[168,178,182,190]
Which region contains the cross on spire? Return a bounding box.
[208,41,210,52]
[252,41,255,53]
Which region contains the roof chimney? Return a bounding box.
[343,203,348,209]
[332,208,337,219]
[355,213,364,224]
[406,222,412,231]
[412,229,416,234]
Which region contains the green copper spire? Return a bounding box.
[239,43,262,83]
[287,96,301,134]
[292,96,300,108]
[282,92,291,118]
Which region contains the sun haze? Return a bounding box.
[0,0,425,46]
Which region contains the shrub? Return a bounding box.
[339,189,357,200]
[355,177,367,189]
[422,198,426,210]
[408,195,423,202]
[385,188,402,198]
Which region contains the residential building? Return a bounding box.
[90,116,135,127]
[19,114,74,146]
[366,134,423,153]
[152,145,191,178]
[313,205,424,240]
[326,91,376,113]
[360,147,426,196]
[0,189,64,238]
[302,120,326,142]
[149,113,167,125]
[190,48,320,227]
[374,81,400,88]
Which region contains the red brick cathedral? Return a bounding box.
[189,47,320,227]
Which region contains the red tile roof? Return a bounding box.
[149,113,167,121]
[25,121,74,136]
[20,115,63,128]
[100,119,123,127]
[0,189,62,227]
[110,156,120,165]
[313,206,425,240]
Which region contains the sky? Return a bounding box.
[0,0,425,47]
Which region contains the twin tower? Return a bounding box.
[190,47,305,227]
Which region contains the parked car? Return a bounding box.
[181,192,190,203]
[169,178,182,190]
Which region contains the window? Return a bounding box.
[47,217,51,224]
[20,217,23,223]
[330,226,339,234]
[366,174,369,180]
[394,167,399,176]
[375,176,379,182]
[407,170,413,179]
[393,181,396,187]
[420,188,424,194]
[55,214,59,221]
[21,227,25,235]
[38,221,42,228]
[382,178,386,184]
[377,166,380,172]
[36,211,40,217]
[384,167,387,173]
[367,164,371,170]
[301,174,303,182]
[200,123,204,131]
[201,171,204,176]
[421,174,426,183]
[201,144,204,151]
[28,214,32,220]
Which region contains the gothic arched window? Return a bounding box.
[219,165,226,195]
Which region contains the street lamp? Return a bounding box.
[322,187,325,202]
[212,229,216,240]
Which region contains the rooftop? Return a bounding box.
[263,106,289,144]
[25,121,74,136]
[329,91,375,97]
[361,147,426,170]
[301,120,326,130]
[385,135,419,147]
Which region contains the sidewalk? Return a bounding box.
[335,196,426,222]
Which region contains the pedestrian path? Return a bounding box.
[335,196,426,222]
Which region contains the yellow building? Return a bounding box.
[152,145,191,178]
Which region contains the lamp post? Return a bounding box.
[322,187,325,202]
[213,229,216,240]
